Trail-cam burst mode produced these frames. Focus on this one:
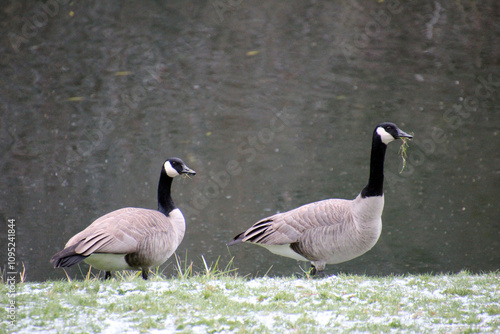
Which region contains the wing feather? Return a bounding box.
[65,207,171,255]
[236,199,353,246]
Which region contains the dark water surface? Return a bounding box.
[1,1,499,281]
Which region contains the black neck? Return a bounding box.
[361,133,387,198]
[157,170,176,215]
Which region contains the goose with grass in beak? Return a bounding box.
[228,123,413,277]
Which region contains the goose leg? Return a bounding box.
[310,264,326,278]
[104,271,112,280]
[141,270,149,280]
[310,264,317,276]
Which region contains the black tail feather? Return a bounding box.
[227,232,244,246]
[51,244,88,268]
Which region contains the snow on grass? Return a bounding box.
[1,271,499,333]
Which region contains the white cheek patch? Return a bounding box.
[164,161,180,177]
[376,127,395,144]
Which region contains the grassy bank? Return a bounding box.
[1,269,499,333]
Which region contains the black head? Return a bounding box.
[375,122,413,145]
[163,157,196,178]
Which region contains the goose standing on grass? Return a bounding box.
[228,122,412,277]
[51,157,196,280]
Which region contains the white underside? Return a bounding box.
[259,244,309,262]
[84,253,133,271]
[260,243,377,265]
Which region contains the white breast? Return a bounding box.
[168,208,186,246]
[85,253,132,271]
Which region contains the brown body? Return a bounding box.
[50,158,195,280]
[228,123,412,276]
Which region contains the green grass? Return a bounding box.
[1,264,499,333]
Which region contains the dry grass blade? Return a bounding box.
[398,136,412,174]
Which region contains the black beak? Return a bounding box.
[182,166,196,176]
[397,129,413,139]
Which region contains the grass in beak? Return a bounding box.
[398,136,412,173]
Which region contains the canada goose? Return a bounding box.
[228,122,412,276]
[50,157,196,280]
